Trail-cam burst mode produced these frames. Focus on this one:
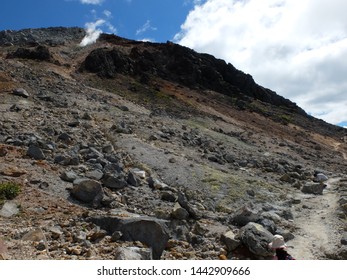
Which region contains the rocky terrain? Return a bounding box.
[0,27,347,260]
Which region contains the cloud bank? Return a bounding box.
[175,0,347,125]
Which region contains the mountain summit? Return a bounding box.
[0,27,346,260]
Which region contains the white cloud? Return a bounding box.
[80,0,104,4]
[136,20,157,36]
[175,0,347,125]
[103,9,112,18]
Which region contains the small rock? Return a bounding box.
[171,203,189,220]
[127,171,140,187]
[301,182,326,195]
[13,88,29,98]
[86,170,104,181]
[22,228,45,242]
[71,179,104,207]
[27,145,45,160]
[0,202,19,218]
[114,247,152,260]
[161,191,177,202]
[341,233,347,245]
[102,174,127,190]
[221,231,241,251]
[230,204,260,226]
[60,170,78,182]
[0,147,8,157]
[111,231,123,242]
[313,173,329,182]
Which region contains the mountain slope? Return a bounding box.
[0,27,346,260]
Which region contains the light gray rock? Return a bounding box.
[13,88,29,98]
[60,170,78,182]
[86,169,104,181]
[301,182,326,195]
[231,204,260,226]
[221,230,241,251]
[239,222,274,257]
[314,173,329,182]
[0,201,19,218]
[114,247,152,260]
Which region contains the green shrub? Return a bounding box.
[0,182,21,200]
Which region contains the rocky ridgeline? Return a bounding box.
[0,27,85,46]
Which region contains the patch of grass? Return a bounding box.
[0,182,21,201]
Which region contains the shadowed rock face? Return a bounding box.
[81,36,306,115]
[7,45,52,61]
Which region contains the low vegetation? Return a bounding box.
[0,182,21,202]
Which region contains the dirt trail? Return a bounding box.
[287,178,341,260]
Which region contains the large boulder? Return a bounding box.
[301,182,326,195]
[239,222,274,257]
[230,204,260,226]
[71,179,103,207]
[88,216,170,259]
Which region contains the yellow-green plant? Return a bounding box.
[0,182,21,201]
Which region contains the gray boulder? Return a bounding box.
[171,203,189,220]
[88,216,169,259]
[13,88,29,98]
[221,230,241,251]
[86,169,104,181]
[301,182,326,195]
[27,145,45,160]
[239,222,274,257]
[177,192,201,220]
[231,204,260,226]
[314,173,328,182]
[102,174,127,189]
[71,179,103,207]
[114,247,152,260]
[60,170,78,182]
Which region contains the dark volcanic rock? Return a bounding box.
[88,216,170,259]
[71,179,104,207]
[27,145,45,160]
[239,222,274,257]
[301,182,326,195]
[81,39,306,115]
[7,45,52,61]
[0,27,85,46]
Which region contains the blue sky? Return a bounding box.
[0,0,196,42]
[0,0,346,127]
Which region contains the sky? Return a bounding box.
[0,0,346,127]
